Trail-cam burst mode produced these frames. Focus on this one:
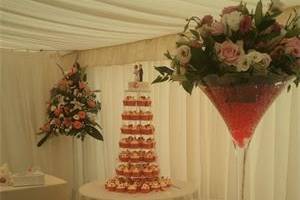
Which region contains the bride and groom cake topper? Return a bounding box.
[133,64,143,82]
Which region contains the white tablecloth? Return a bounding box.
[0,174,68,200]
[79,180,198,200]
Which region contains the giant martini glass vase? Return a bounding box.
[200,74,291,200]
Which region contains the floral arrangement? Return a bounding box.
[153,1,300,94]
[37,62,103,147]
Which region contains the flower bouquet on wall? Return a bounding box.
[37,62,103,147]
[153,1,299,200]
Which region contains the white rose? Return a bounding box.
[246,51,272,72]
[236,56,250,72]
[222,11,243,32]
[50,105,56,111]
[176,45,192,65]
[73,115,80,120]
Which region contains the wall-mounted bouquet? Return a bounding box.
[37,62,103,147]
[153,1,300,94]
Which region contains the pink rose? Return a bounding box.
[222,5,240,15]
[79,81,86,89]
[201,15,213,26]
[284,37,300,58]
[215,40,244,65]
[239,16,252,33]
[210,22,225,35]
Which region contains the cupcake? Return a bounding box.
[127,183,138,193]
[141,183,151,193]
[121,124,134,134]
[130,151,140,162]
[138,150,146,162]
[151,181,161,191]
[120,125,128,134]
[134,124,142,135]
[144,97,151,106]
[123,96,136,106]
[161,177,171,187]
[131,111,139,120]
[143,124,154,135]
[139,111,153,121]
[119,151,130,162]
[115,183,126,193]
[144,151,155,162]
[143,138,155,149]
[135,181,143,192]
[119,138,129,148]
[104,180,110,189]
[130,125,138,135]
[130,138,140,148]
[116,164,125,175]
[121,111,130,120]
[106,182,116,191]
[165,177,172,187]
[143,167,153,178]
[137,96,146,106]
[123,166,131,177]
[152,166,160,176]
[137,137,145,147]
[131,166,141,177]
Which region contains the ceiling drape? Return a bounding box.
[1,0,299,51]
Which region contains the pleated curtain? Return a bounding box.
[1,50,300,200]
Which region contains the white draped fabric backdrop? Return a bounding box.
[1,50,300,200]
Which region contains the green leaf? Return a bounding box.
[257,19,275,31]
[181,80,194,94]
[190,29,200,39]
[152,75,164,84]
[83,74,87,82]
[255,0,263,27]
[285,28,300,38]
[37,133,51,147]
[184,23,189,32]
[189,47,207,69]
[154,66,174,75]
[287,84,292,92]
[163,51,173,60]
[85,125,103,141]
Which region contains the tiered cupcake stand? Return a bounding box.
[79,86,198,200]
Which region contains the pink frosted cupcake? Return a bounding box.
[115,183,126,193]
[141,183,151,193]
[116,164,125,175]
[127,183,138,193]
[130,151,140,162]
[123,96,136,106]
[119,138,129,148]
[130,138,140,148]
[123,166,131,177]
[151,181,161,192]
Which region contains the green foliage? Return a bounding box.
[254,1,263,27]
[181,80,194,94]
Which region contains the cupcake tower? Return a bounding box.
[105,82,171,193]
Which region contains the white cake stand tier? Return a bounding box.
[79,180,198,200]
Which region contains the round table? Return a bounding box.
[79,180,198,200]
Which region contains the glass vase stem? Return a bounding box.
[235,143,249,200]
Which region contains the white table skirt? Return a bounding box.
[0,174,68,200]
[79,180,198,200]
